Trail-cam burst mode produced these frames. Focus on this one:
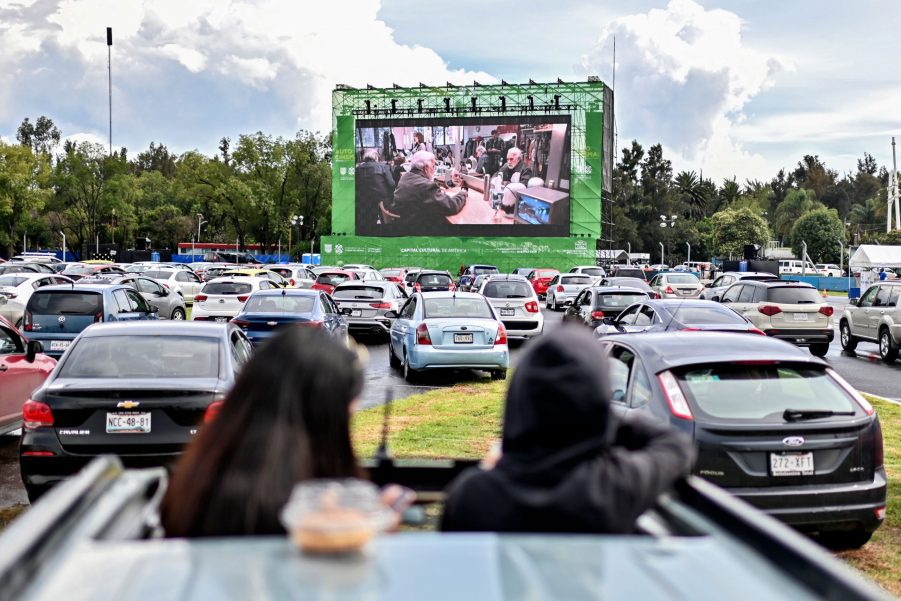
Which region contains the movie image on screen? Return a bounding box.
[354,117,571,237]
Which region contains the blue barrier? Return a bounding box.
[779,275,852,292]
[171,254,292,264]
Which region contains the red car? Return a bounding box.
[311,270,359,295]
[529,268,560,298]
[379,267,409,283]
[0,316,56,435]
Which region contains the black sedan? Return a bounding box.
[230,289,351,347]
[601,332,885,549]
[19,321,251,501]
[562,286,650,328]
[593,299,762,337]
[596,276,658,297]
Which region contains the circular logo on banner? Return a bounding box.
[335,245,344,255]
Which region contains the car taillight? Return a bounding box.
[658,370,693,420]
[590,310,605,320]
[204,401,223,424]
[448,283,456,291]
[289,278,296,287]
[665,286,675,294]
[93,311,103,323]
[414,283,422,292]
[230,318,249,327]
[495,323,507,345]
[524,301,539,313]
[758,305,782,316]
[23,400,54,429]
[749,327,766,335]
[370,302,392,309]
[162,283,170,289]
[237,295,249,302]
[556,285,564,292]
[818,305,834,316]
[23,311,32,331]
[652,292,661,299]
[195,294,207,302]
[416,323,432,345]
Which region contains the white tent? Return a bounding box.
[848,244,901,269]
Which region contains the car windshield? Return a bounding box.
[419,274,452,286]
[27,292,102,315]
[483,281,532,298]
[202,282,253,295]
[666,274,700,284]
[60,335,220,378]
[580,268,605,276]
[670,306,746,324]
[767,287,823,304]
[0,276,29,287]
[142,270,174,279]
[561,276,592,285]
[243,295,315,313]
[598,292,648,307]
[472,266,499,275]
[333,286,385,300]
[675,364,856,422]
[317,273,350,285]
[424,297,494,319]
[62,265,94,275]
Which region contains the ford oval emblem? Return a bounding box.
[461,326,468,331]
[783,436,805,447]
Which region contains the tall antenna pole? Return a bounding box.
[106,27,113,156]
[892,137,900,230]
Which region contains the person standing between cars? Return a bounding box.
[356,149,398,227]
[389,151,467,229]
[160,328,409,537]
[441,327,694,534]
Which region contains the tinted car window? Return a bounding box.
[203,282,253,295]
[670,306,746,324]
[874,287,892,307]
[61,265,94,275]
[316,273,350,286]
[0,276,29,287]
[60,336,220,378]
[333,286,386,300]
[113,290,133,312]
[483,281,533,298]
[597,292,648,308]
[676,365,856,422]
[28,291,102,315]
[560,276,592,286]
[418,274,452,286]
[665,274,700,284]
[423,297,493,319]
[738,285,757,303]
[612,268,645,279]
[471,266,499,275]
[579,268,606,277]
[767,287,822,304]
[889,287,901,307]
[721,285,743,303]
[136,278,162,294]
[142,270,175,279]
[127,290,149,312]
[244,296,315,313]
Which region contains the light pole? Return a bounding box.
[626,241,631,265]
[659,214,678,266]
[289,214,304,261]
[659,242,665,266]
[686,242,691,267]
[59,231,66,261]
[194,213,208,262]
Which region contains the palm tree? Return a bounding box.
[675,171,708,219]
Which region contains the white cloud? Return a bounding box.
[157,44,207,73]
[579,0,790,181]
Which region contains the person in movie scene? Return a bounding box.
[391,153,407,186]
[160,328,412,537]
[411,131,427,153]
[389,150,467,228]
[356,149,398,225]
[471,145,489,174]
[440,327,695,534]
[500,147,532,185]
[485,129,505,175]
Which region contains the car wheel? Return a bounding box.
[551,295,558,311]
[809,343,829,357]
[170,307,186,320]
[879,328,899,364]
[388,343,401,369]
[403,350,418,383]
[839,321,858,351]
[491,369,507,381]
[816,529,873,551]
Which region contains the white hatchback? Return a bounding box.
[477,275,544,339]
[191,277,275,322]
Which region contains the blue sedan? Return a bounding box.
[387,292,509,382]
[230,289,350,347]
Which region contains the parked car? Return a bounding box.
[839,282,901,363]
[378,267,411,283]
[608,266,649,281]
[0,273,75,328]
[60,263,125,281]
[461,264,500,279]
[649,263,670,271]
[699,271,779,302]
[311,270,360,295]
[9,253,62,265]
[593,299,763,337]
[544,273,594,310]
[22,284,160,359]
[79,275,188,320]
[141,269,204,303]
[410,270,456,293]
[596,276,658,298]
[563,286,650,328]
[568,265,606,278]
[600,332,885,549]
[816,263,843,277]
[191,277,274,322]
[19,321,250,500]
[231,289,350,347]
[341,263,376,271]
[510,267,534,276]
[0,316,55,436]
[649,272,705,299]
[218,268,288,289]
[402,269,422,292]
[476,275,544,340]
[266,264,316,288]
[779,259,820,275]
[719,280,834,356]
[526,268,559,298]
[387,292,509,382]
[195,263,239,281]
[202,250,258,264]
[0,263,48,276]
[332,281,408,337]
[347,268,385,282]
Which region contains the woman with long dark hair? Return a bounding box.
[161,327,364,537]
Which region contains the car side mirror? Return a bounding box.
[721,298,731,303]
[340,307,353,315]
[384,310,399,319]
[26,340,42,363]
[148,306,159,314]
[849,298,858,306]
[705,282,712,288]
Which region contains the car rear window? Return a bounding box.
[268,268,292,278]
[62,265,94,275]
[424,297,494,319]
[767,287,822,304]
[614,269,645,278]
[483,281,533,298]
[142,270,174,279]
[60,335,219,378]
[333,286,385,300]
[418,274,452,286]
[561,276,592,285]
[535,270,558,278]
[381,269,402,277]
[579,268,606,277]
[597,292,648,307]
[670,306,746,324]
[675,364,856,422]
[27,291,102,315]
[0,276,29,287]
[666,274,700,284]
[202,282,253,295]
[317,273,350,286]
[472,266,499,275]
[244,295,315,313]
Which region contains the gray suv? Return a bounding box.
[840,282,901,363]
[699,271,779,301]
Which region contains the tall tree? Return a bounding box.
[710,208,770,258]
[793,154,836,200]
[0,143,52,256]
[674,170,708,219]
[16,116,61,157]
[774,188,823,242]
[790,209,845,263]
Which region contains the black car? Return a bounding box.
[601,332,885,549]
[412,270,456,292]
[562,286,650,328]
[608,266,648,281]
[593,299,762,337]
[20,321,251,501]
[597,277,659,298]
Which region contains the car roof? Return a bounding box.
[32,284,125,293]
[609,332,822,372]
[204,276,260,283]
[417,270,452,276]
[741,280,815,288]
[484,274,529,282]
[334,280,392,288]
[0,272,51,281]
[418,291,483,299]
[251,288,319,296]
[591,286,648,294]
[81,321,232,337]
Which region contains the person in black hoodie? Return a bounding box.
[440,326,694,534]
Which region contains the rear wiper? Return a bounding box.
[783,409,856,421]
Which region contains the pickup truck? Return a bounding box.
[0,456,889,601]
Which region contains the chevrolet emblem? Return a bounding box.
[117,401,140,409]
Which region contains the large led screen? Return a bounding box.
[354,117,571,237]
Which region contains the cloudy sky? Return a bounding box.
[1,0,899,182]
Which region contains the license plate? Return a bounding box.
[454,333,473,343]
[500,308,515,316]
[106,412,151,434]
[793,313,809,321]
[49,340,71,352]
[351,309,362,317]
[770,452,814,476]
[214,316,228,323]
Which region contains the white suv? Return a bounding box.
[840,282,901,363]
[477,275,544,340]
[191,277,274,322]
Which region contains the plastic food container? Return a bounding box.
[280,479,394,555]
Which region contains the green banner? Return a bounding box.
[332,115,356,233]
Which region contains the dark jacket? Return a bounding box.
[356,159,397,227]
[441,327,694,534]
[389,168,467,228]
[500,160,532,185]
